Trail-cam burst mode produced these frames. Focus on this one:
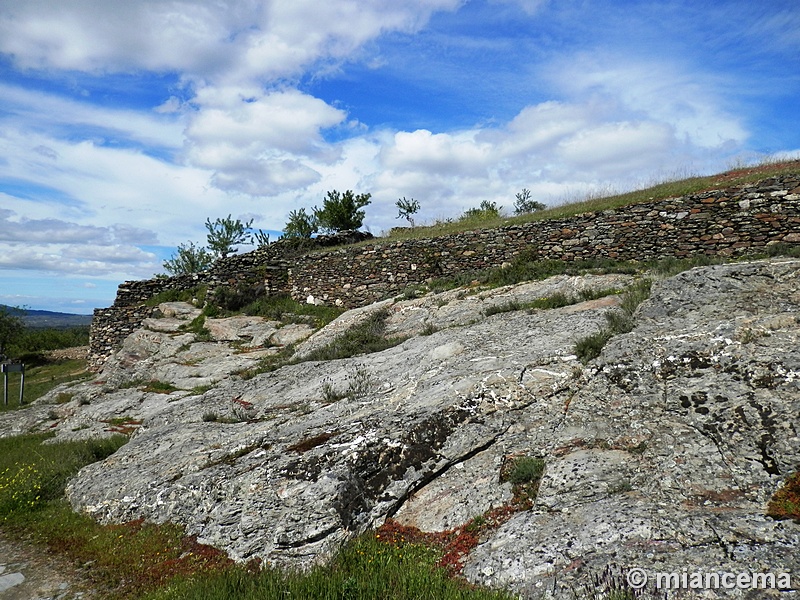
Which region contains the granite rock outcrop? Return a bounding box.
[4,259,798,598]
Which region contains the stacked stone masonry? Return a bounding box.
[89,175,800,369]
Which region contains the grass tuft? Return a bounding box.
[575,279,652,363]
[141,530,513,600]
[302,309,407,362]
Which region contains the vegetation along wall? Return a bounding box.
[89,174,800,369]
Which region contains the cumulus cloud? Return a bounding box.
[2,0,790,301]
[183,87,347,193]
[0,212,157,245]
[0,207,161,277]
[0,0,462,79]
[380,129,492,176]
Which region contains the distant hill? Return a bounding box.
[1,306,93,329]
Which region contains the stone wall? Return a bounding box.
[89,174,800,369]
[89,232,372,369]
[289,175,800,307]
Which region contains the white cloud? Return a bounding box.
[0,242,158,277]
[0,83,183,150]
[0,0,778,295]
[544,54,748,149]
[183,87,347,193]
[380,129,491,176]
[555,121,675,171]
[0,0,462,80]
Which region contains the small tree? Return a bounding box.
[395,197,421,228]
[283,208,318,238]
[313,190,371,233]
[205,215,254,259]
[514,189,546,215]
[252,229,272,248]
[163,242,214,275]
[0,305,25,360]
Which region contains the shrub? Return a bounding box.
[396,197,421,228]
[460,200,502,222]
[163,242,214,275]
[506,456,545,485]
[513,189,546,215]
[205,215,253,259]
[283,208,318,238]
[313,190,372,233]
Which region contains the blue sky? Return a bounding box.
[1,0,798,314]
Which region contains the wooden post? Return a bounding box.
[1,363,25,406]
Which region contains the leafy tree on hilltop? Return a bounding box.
[205,215,254,259]
[163,242,214,275]
[313,190,371,233]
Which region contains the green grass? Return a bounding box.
[376,158,800,243]
[0,432,232,599]
[484,286,624,317]
[0,358,91,411]
[423,253,640,296]
[242,293,344,327]
[0,433,127,519]
[574,279,653,363]
[301,309,407,362]
[142,380,180,394]
[142,532,514,600]
[0,430,515,600]
[145,285,207,308]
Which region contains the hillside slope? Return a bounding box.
[2,259,798,598]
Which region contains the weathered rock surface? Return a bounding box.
[461,259,800,598]
[5,261,799,598]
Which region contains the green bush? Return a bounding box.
[313,189,372,233]
[8,326,89,356]
[283,208,318,238]
[145,285,207,308]
[575,279,652,363]
[507,456,545,485]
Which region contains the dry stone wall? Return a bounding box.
[289,175,800,307]
[90,175,800,368]
[89,232,370,369]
